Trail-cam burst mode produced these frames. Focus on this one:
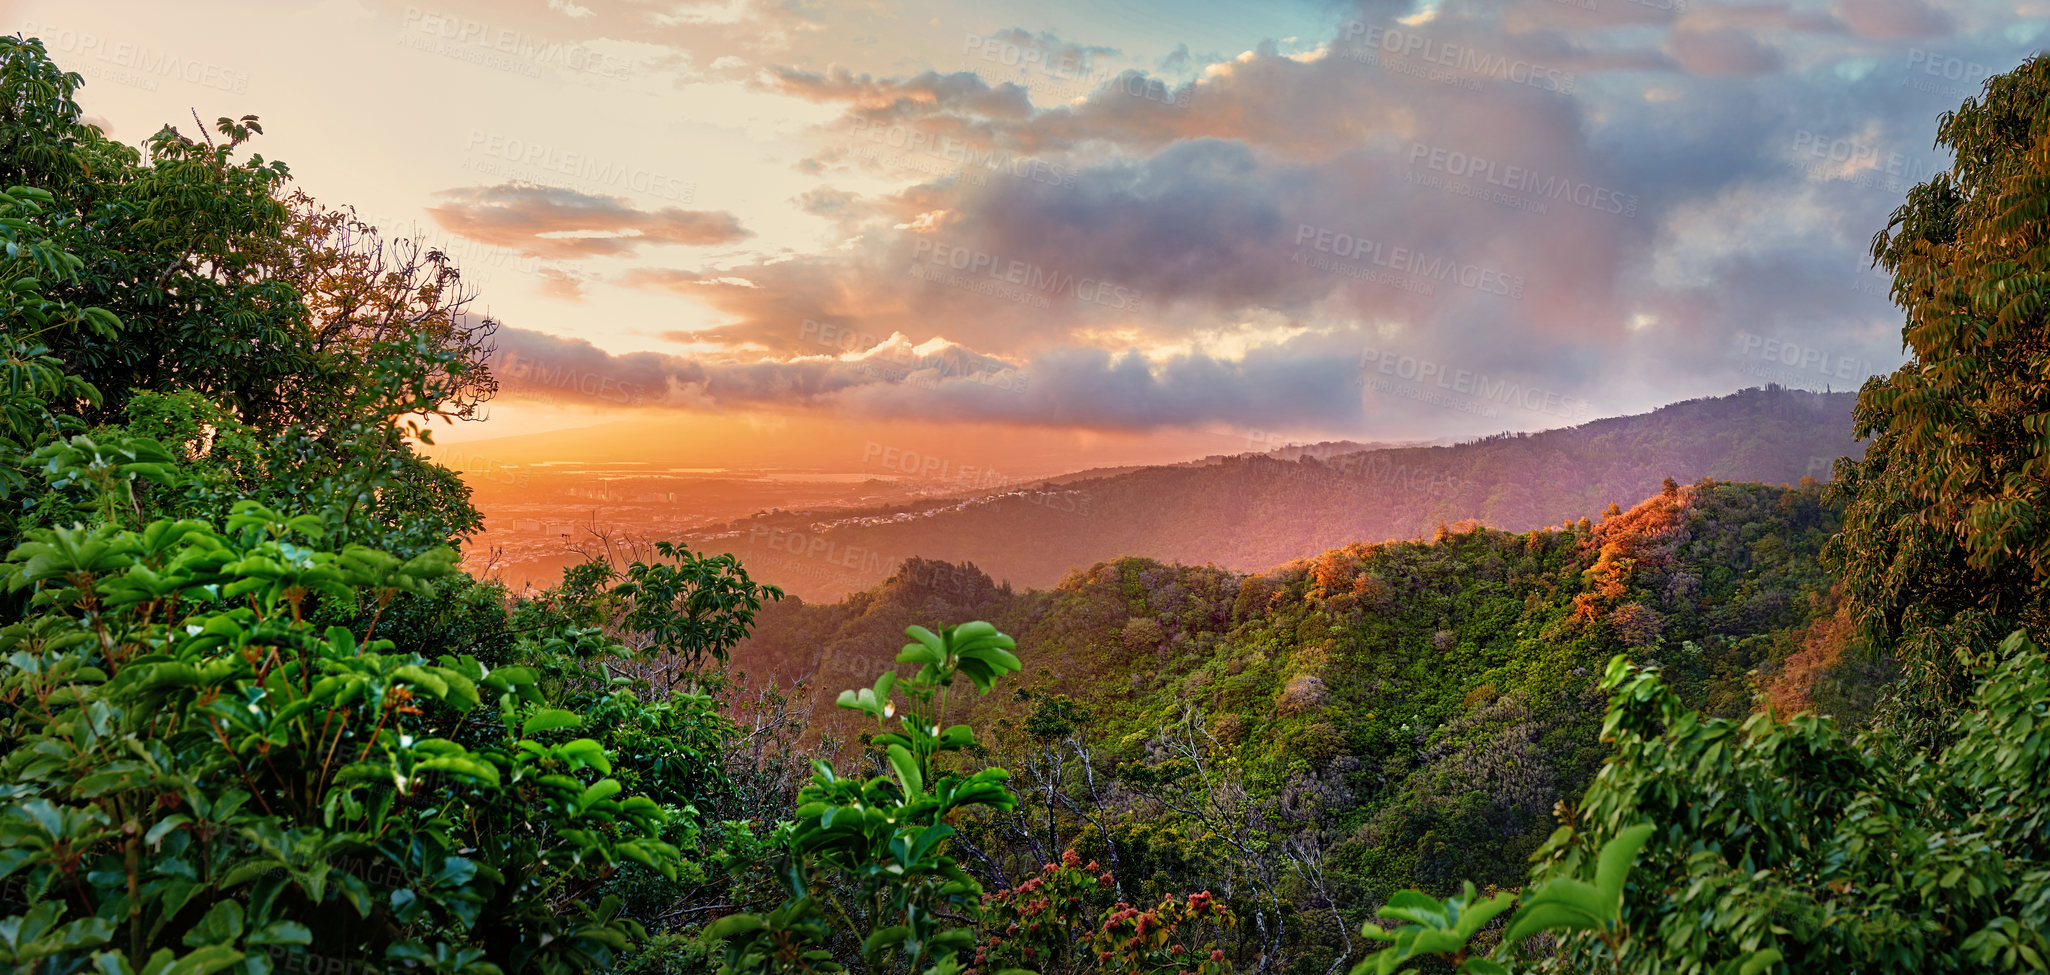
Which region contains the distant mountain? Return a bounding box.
[697,386,1858,600]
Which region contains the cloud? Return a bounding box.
[615,8,1879,385]
[536,267,588,299]
[488,325,1375,431]
[769,67,1035,121]
[1666,27,1785,76]
[394,0,2027,438]
[427,183,750,259]
[794,186,881,236]
[1672,3,1843,34]
[1499,0,1680,32]
[1835,0,1953,38]
[986,28,1120,72]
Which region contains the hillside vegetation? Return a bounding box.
[731,478,1848,937]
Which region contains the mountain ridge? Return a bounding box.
[696,386,1858,600]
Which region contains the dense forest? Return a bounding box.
[702,387,1858,600]
[1,32,2048,975]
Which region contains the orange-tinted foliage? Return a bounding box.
[1573,486,1695,624]
[1762,593,1857,716]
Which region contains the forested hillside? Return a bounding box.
[707,387,1856,599]
[730,478,1849,938]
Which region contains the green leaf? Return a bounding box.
[181,901,242,948]
[1594,823,1656,907]
[521,709,582,736]
[159,946,244,975]
[862,925,911,959]
[703,914,766,939]
[414,756,500,788]
[1452,890,1517,940]
[887,743,923,797]
[1736,949,1783,975]
[246,921,311,947]
[577,778,622,811]
[557,738,612,774]
[1379,890,1449,928]
[1501,900,1602,945]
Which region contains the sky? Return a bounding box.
[11,0,2041,472]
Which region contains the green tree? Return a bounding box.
[1517,639,2050,974]
[0,37,496,561]
[0,36,784,975]
[1830,52,2050,741]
